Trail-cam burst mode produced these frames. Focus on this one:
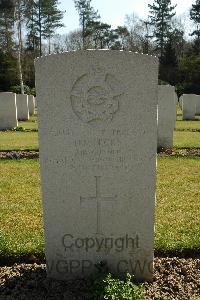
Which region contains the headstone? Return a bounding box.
[173,88,177,129]
[182,94,196,120]
[157,85,176,149]
[16,94,29,121]
[28,95,35,116]
[195,95,200,115]
[179,96,183,110]
[174,91,178,128]
[35,50,159,281]
[0,92,18,130]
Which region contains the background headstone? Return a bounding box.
[179,96,183,111]
[0,92,18,130]
[35,50,158,281]
[195,95,200,115]
[174,91,178,128]
[157,85,176,149]
[182,94,196,120]
[28,95,35,116]
[16,94,29,121]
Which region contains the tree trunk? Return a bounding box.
[16,0,24,94]
[38,0,42,56]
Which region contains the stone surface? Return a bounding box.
[28,95,35,116]
[179,96,183,111]
[0,92,18,130]
[157,85,176,149]
[16,94,29,121]
[35,50,158,281]
[182,94,196,120]
[195,95,200,115]
[174,91,178,128]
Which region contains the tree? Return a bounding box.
[41,0,64,54]
[0,50,18,91]
[125,13,154,53]
[113,26,129,50]
[179,55,200,94]
[25,0,40,55]
[74,0,99,48]
[148,0,176,59]
[0,0,15,52]
[190,0,200,54]
[65,30,83,51]
[25,0,64,56]
[14,0,27,94]
[87,21,111,49]
[0,0,15,10]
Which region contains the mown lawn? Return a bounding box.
[1,114,200,151]
[0,115,39,151]
[173,131,200,148]
[18,115,38,130]
[0,157,199,261]
[176,120,200,130]
[174,100,200,148]
[1,130,199,151]
[156,156,200,253]
[0,132,39,151]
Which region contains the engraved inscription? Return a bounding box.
[80,176,117,234]
[70,71,123,124]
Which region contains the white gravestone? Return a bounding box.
[174,91,178,129]
[157,85,176,149]
[179,96,183,111]
[35,50,158,281]
[0,92,18,130]
[28,95,35,116]
[16,94,29,121]
[195,95,200,115]
[182,94,196,120]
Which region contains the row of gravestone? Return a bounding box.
[0,92,36,130]
[180,94,200,120]
[0,85,177,152]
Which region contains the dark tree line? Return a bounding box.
[0,0,64,92]
[0,0,199,96]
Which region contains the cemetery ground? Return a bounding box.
[0,111,200,299]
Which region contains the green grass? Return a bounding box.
[176,104,200,130]
[173,131,200,148]
[156,156,200,252]
[170,105,200,148]
[2,129,198,151]
[176,120,200,130]
[0,157,199,261]
[1,112,200,151]
[0,115,39,151]
[0,131,39,151]
[0,159,43,259]
[18,115,38,130]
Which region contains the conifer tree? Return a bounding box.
[25,0,64,56]
[148,0,176,59]
[190,0,200,54]
[74,0,99,48]
[42,0,64,54]
[0,0,15,52]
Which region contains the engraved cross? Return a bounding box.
[80,176,117,234]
